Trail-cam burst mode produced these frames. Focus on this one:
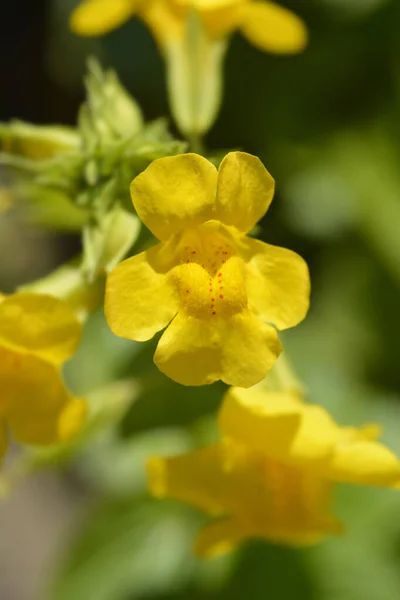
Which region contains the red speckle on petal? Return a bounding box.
[212,311,216,315]
[219,295,224,299]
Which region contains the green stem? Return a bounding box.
[188,133,205,155]
[265,351,305,394]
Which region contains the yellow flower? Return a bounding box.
[147,386,400,556]
[71,0,307,55]
[0,293,86,463]
[220,386,400,486]
[105,152,310,387]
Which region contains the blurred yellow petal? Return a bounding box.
[130,154,218,241]
[149,444,284,519]
[176,0,243,8]
[148,444,342,553]
[262,466,343,545]
[219,387,302,455]
[4,355,86,446]
[147,445,228,515]
[174,0,246,37]
[194,518,243,557]
[215,152,275,233]
[243,238,310,330]
[0,293,81,365]
[327,438,400,487]
[288,404,340,464]
[220,387,340,464]
[58,397,87,443]
[70,0,137,36]
[154,310,281,387]
[239,1,307,54]
[141,0,184,45]
[105,244,179,342]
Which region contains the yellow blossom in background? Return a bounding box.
[0,293,86,463]
[71,0,307,138]
[220,386,400,486]
[147,385,400,556]
[70,0,307,55]
[105,152,310,387]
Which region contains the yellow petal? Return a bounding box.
[149,442,342,552]
[70,0,136,36]
[154,314,222,386]
[148,443,280,518]
[172,0,246,38]
[154,310,281,387]
[58,397,87,442]
[288,404,340,464]
[239,1,308,54]
[3,354,86,446]
[130,154,218,241]
[176,0,244,8]
[243,237,310,330]
[194,518,244,557]
[328,439,400,487]
[261,466,343,545]
[141,1,184,45]
[220,388,340,464]
[0,293,81,365]
[147,445,228,515]
[219,387,302,456]
[215,152,275,233]
[105,243,179,342]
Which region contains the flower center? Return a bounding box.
[170,224,247,318]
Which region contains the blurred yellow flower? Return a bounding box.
[71,0,307,55]
[0,293,86,462]
[147,386,400,556]
[105,152,310,387]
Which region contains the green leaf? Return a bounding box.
[51,498,198,600]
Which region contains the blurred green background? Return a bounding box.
[2,0,400,598]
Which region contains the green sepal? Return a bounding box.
[165,9,227,139]
[82,204,141,281]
